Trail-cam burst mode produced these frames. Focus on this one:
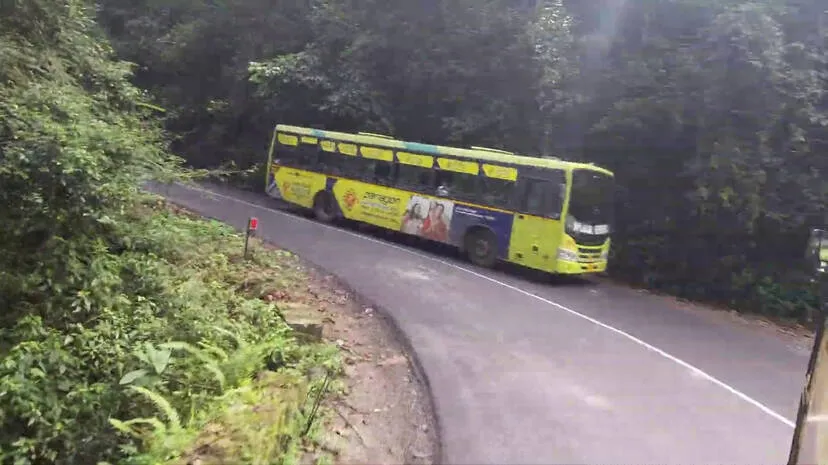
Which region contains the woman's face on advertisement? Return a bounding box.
[431,203,444,219]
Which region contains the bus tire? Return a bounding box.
[313,191,337,223]
[465,228,497,268]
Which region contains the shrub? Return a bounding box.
[0,200,340,465]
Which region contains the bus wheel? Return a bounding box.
[313,192,337,223]
[465,229,497,268]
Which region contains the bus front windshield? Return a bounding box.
[567,170,615,239]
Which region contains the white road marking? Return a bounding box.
[171,183,797,429]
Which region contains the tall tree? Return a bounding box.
[97,0,315,167]
[574,0,828,315]
[249,0,578,154]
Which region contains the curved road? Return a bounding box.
[154,182,807,464]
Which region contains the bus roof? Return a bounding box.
[276,124,614,177]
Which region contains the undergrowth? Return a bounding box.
[0,196,342,465]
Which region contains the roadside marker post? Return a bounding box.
[244,217,258,260]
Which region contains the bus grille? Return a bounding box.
[577,246,603,263]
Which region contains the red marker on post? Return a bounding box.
[244,216,258,260]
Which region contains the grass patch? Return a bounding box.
[173,371,330,465]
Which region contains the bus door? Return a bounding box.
[510,172,566,271]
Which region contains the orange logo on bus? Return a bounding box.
[343,189,358,210]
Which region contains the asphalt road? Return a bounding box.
[153,181,808,464]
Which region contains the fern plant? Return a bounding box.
[108,386,181,439]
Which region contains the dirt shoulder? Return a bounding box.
[303,266,437,464]
[265,253,438,464]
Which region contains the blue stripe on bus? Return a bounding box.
[448,204,514,259]
[403,141,440,155]
[309,129,440,156]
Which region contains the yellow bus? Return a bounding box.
[264,124,615,275]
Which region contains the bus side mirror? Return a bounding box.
[806,229,828,276]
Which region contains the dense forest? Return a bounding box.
[93,0,827,319]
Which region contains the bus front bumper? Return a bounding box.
[556,259,607,274]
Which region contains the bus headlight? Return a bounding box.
[557,248,579,262]
[600,249,609,260]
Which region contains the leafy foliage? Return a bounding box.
[96,0,315,168]
[576,0,827,318]
[248,0,578,154]
[0,2,339,462]
[0,200,340,464]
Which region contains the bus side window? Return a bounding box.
[292,141,319,169]
[544,170,566,218]
[434,170,451,196]
[397,164,434,194]
[373,160,396,185]
[336,156,367,180]
[341,157,394,185]
[522,175,564,219]
[435,170,478,201]
[276,142,300,168]
[523,179,546,216]
[480,177,515,209]
[317,149,344,176]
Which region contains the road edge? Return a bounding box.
[300,260,444,464]
[155,189,444,464]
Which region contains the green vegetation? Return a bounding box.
[1,196,341,465]
[1,1,339,463]
[0,0,823,461]
[95,0,828,321]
